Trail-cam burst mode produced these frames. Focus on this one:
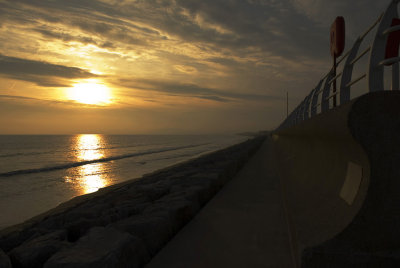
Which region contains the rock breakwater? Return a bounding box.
[0,135,266,268]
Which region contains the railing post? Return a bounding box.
[322,71,334,112]
[303,91,313,120]
[297,103,303,123]
[392,62,399,90]
[300,96,308,121]
[288,111,295,127]
[311,80,323,117]
[368,0,399,92]
[340,38,362,104]
[292,107,298,125]
[289,108,295,126]
[297,101,304,123]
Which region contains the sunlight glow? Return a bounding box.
[68,80,112,105]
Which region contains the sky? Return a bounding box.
[0,0,390,134]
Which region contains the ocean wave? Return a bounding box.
[0,143,165,159]
[0,143,208,177]
[0,151,53,158]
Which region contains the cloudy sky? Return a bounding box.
[0,0,389,134]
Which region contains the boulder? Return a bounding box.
[144,196,197,232]
[63,203,107,222]
[44,227,150,268]
[0,228,44,252]
[65,218,105,242]
[8,230,68,268]
[111,214,173,255]
[0,249,11,268]
[113,201,147,218]
[40,213,66,229]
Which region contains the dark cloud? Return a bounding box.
[34,28,117,49]
[117,78,282,103]
[0,95,75,111]
[0,94,111,109]
[0,0,323,60]
[1,0,388,62]
[72,20,150,47]
[0,1,148,55]
[0,94,40,101]
[0,54,96,87]
[105,0,328,59]
[207,57,239,66]
[195,95,231,103]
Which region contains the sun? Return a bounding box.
[68,80,112,105]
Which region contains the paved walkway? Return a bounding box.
[146,137,295,268]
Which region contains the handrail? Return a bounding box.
[329,72,343,84]
[379,57,400,65]
[349,46,371,65]
[326,91,339,100]
[277,0,399,131]
[336,50,351,65]
[382,24,400,35]
[360,13,383,40]
[346,73,366,88]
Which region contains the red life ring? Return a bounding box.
[384,18,400,65]
[330,16,345,58]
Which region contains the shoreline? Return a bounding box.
[0,134,248,230]
[0,137,245,233]
[0,134,266,267]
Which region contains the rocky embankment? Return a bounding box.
[0,135,266,268]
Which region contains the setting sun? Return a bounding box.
[68,80,112,105]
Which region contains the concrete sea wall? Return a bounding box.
[0,135,265,268]
[274,91,400,266]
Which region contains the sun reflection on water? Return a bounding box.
[66,134,111,194]
[78,134,104,160]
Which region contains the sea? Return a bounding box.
[0,134,247,230]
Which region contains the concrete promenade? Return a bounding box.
[146,137,295,268]
[147,91,400,267]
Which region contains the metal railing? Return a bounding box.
[277,0,400,131]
